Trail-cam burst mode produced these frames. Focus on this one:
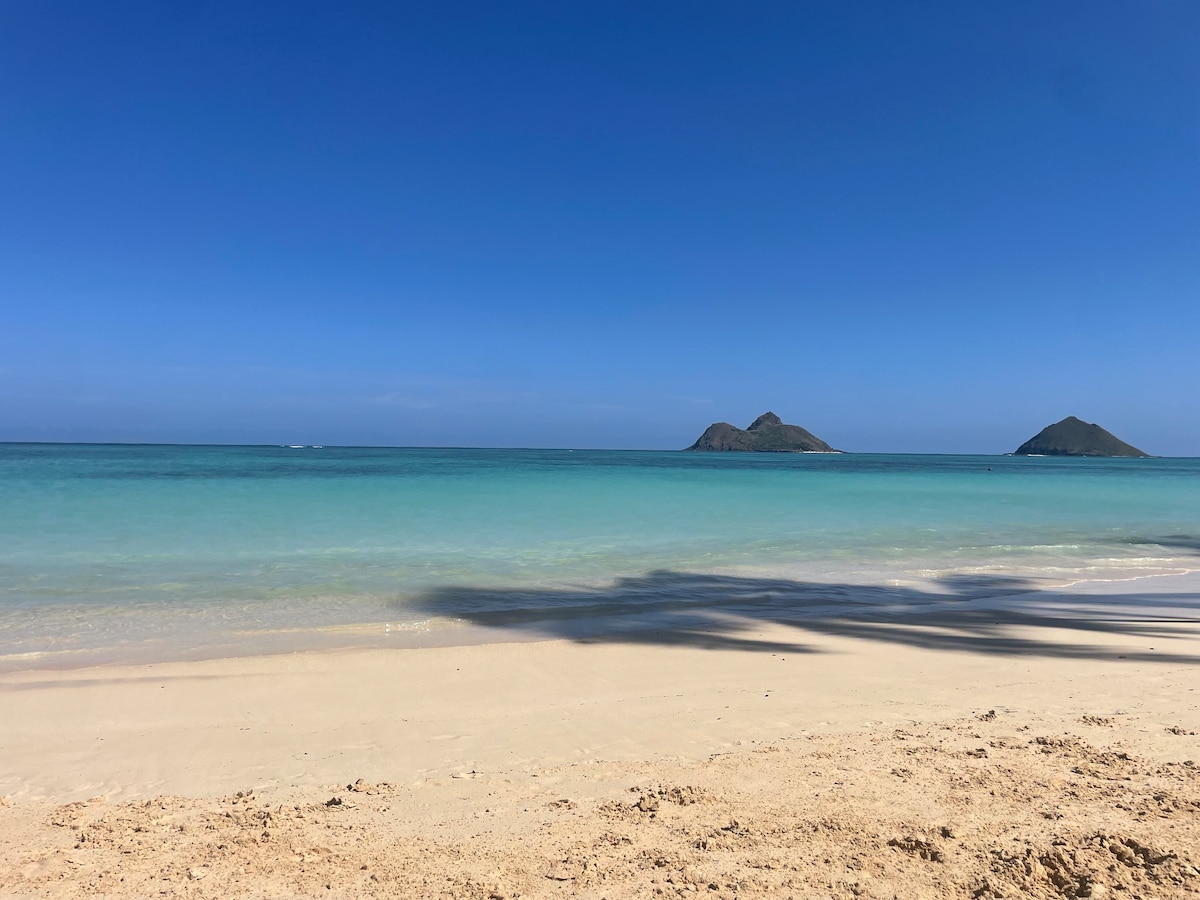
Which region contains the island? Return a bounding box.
[1013,416,1148,457]
[686,412,838,452]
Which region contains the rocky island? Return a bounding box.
[687,412,837,452]
[1013,416,1148,457]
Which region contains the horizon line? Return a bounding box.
[0,440,1188,459]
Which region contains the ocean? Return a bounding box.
[1,443,1197,670]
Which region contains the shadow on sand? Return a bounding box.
[403,570,1200,664]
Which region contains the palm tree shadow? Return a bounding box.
[403,570,1200,663]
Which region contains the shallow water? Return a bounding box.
[1,444,1197,668]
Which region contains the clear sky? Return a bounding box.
[2,1,1197,453]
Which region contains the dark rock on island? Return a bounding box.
[1013,416,1148,457]
[687,412,837,452]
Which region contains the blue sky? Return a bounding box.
[2,1,1197,453]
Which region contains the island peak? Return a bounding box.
[1013,417,1148,458]
[748,412,783,430]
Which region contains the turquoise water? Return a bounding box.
[1,443,1198,668]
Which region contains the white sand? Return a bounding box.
[1,573,1198,897]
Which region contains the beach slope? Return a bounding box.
[1,574,1198,898]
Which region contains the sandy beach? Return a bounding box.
[2,573,1198,898]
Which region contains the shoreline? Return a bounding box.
[3,567,1198,676]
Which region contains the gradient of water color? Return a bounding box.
[1,444,1197,669]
